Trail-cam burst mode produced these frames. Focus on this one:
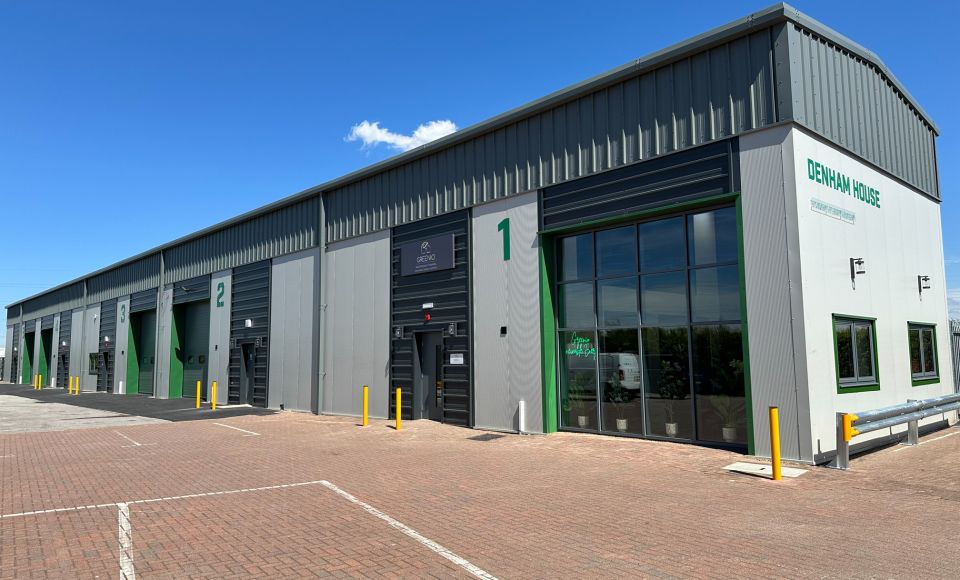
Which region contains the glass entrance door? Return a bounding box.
[555,206,746,447]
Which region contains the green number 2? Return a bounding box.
[497,218,510,261]
[216,282,225,308]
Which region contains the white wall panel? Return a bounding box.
[323,229,391,418]
[114,297,130,394]
[472,192,543,433]
[268,248,320,412]
[81,305,100,392]
[208,270,232,405]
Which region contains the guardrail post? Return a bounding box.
[833,412,850,470]
[906,400,919,445]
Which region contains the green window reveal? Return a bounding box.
[908,323,938,385]
[833,315,879,393]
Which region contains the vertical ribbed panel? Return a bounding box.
[739,127,811,462]
[165,197,319,283]
[88,255,160,304]
[57,311,72,389]
[789,25,938,198]
[228,260,271,406]
[97,298,117,392]
[326,29,775,243]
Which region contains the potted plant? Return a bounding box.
[710,394,745,443]
[569,373,592,428]
[658,359,687,437]
[607,373,629,432]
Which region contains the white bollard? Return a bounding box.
[518,400,526,434]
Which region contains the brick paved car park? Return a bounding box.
[2,383,960,579]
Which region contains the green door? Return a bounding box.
[39,329,52,387]
[21,332,35,384]
[136,311,157,395]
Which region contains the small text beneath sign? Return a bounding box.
[810,198,855,225]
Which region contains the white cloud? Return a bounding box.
[948,288,960,320]
[346,119,457,152]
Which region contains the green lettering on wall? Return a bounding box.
[806,158,880,211]
[497,218,510,261]
[216,282,225,308]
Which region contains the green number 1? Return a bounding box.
[216,282,225,308]
[497,218,510,261]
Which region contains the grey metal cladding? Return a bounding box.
[87,255,160,304]
[325,29,775,243]
[129,289,158,313]
[20,283,84,320]
[165,197,318,283]
[172,275,211,305]
[787,24,938,198]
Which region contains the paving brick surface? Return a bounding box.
[1,385,958,578]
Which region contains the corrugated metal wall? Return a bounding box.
[97,298,117,392]
[88,255,160,304]
[165,197,319,283]
[326,29,776,243]
[786,25,938,198]
[20,283,84,320]
[951,320,960,391]
[228,260,271,406]
[57,311,72,389]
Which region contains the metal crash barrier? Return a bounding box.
[833,393,960,469]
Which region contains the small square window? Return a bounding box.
[834,316,879,392]
[908,323,938,384]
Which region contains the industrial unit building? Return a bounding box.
[4,4,953,463]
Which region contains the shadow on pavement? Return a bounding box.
[0,382,278,422]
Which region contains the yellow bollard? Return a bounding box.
[69,376,73,394]
[395,387,402,431]
[196,380,201,409]
[211,381,217,411]
[362,385,369,427]
[769,406,782,481]
[39,374,43,389]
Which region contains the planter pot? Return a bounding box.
[665,422,679,437]
[722,426,737,443]
[577,415,590,428]
[615,418,628,432]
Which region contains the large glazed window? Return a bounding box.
[554,206,745,446]
[908,323,938,384]
[833,316,879,392]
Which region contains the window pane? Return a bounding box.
[909,328,922,375]
[641,272,688,326]
[560,234,594,281]
[598,278,638,328]
[922,329,936,374]
[596,226,636,276]
[690,265,740,322]
[855,324,874,379]
[688,207,737,266]
[639,217,684,272]
[560,330,598,430]
[599,329,643,434]
[558,283,595,328]
[692,324,746,445]
[642,326,692,439]
[836,323,855,381]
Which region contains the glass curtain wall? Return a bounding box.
[555,206,746,446]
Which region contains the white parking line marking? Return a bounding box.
[115,431,155,448]
[212,423,260,436]
[118,503,136,579]
[319,480,497,580]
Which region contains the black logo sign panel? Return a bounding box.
[400,233,455,276]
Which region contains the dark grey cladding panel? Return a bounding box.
[173,275,211,305]
[130,289,158,313]
[41,315,54,330]
[390,210,471,427]
[228,260,271,407]
[20,283,84,320]
[98,299,117,392]
[541,139,739,230]
[87,255,161,304]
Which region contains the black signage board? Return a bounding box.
[400,233,455,276]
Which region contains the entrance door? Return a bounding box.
[240,343,256,405]
[136,311,157,396]
[414,332,443,421]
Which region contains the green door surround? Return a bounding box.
[537,192,755,454]
[126,317,139,395]
[21,332,35,384]
[38,329,52,387]
[168,306,185,399]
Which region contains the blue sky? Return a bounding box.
[1,0,958,345]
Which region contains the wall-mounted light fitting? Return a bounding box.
[104,336,110,343]
[849,258,866,289]
[244,319,254,328]
[918,275,931,294]
[393,326,402,339]
[447,322,456,336]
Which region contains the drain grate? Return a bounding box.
[467,433,506,442]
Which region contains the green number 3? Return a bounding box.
[497,218,510,261]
